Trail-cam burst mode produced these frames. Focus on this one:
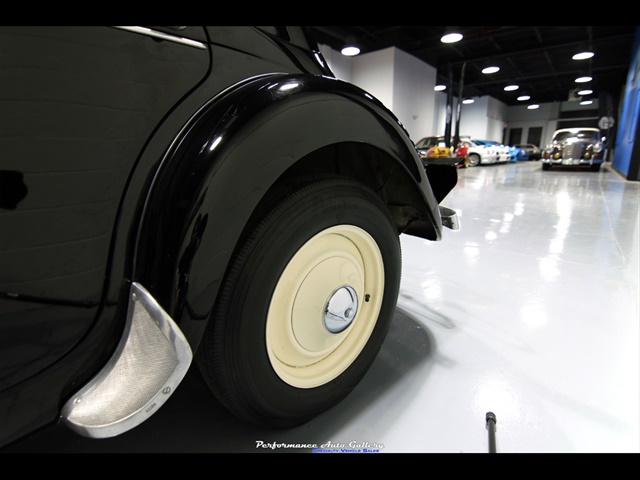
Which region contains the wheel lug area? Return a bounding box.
[323,285,359,334]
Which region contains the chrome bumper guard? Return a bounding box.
[61,282,193,439]
[439,206,459,230]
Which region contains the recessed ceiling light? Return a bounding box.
[580,100,593,105]
[527,104,540,109]
[482,66,500,74]
[341,46,360,56]
[441,33,463,44]
[504,85,519,91]
[434,84,446,91]
[517,95,531,101]
[578,89,593,96]
[573,51,594,60]
[462,98,474,104]
[575,76,593,83]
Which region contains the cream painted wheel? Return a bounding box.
[196,178,401,427]
[266,225,384,388]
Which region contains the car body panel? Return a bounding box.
[133,73,446,348]
[460,139,498,165]
[509,146,528,161]
[472,139,510,163]
[0,26,455,447]
[0,26,210,392]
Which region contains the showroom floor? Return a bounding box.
[4,160,639,454]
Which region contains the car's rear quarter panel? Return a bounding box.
[0,26,210,442]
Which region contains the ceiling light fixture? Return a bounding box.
[462,98,474,104]
[573,51,594,60]
[341,45,360,56]
[341,36,360,56]
[504,85,519,91]
[575,76,592,83]
[580,100,593,105]
[578,89,593,96]
[441,32,463,44]
[434,84,446,91]
[517,95,531,101]
[527,104,540,110]
[482,66,500,74]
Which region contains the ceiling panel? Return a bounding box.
[309,26,637,107]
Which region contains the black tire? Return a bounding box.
[468,153,480,167]
[196,178,401,427]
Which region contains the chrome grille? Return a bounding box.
[562,144,584,159]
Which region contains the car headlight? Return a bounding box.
[550,146,561,159]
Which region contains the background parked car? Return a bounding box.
[472,139,510,163]
[514,143,541,160]
[509,145,529,161]
[460,139,498,166]
[541,128,604,171]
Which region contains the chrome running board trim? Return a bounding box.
[61,282,193,439]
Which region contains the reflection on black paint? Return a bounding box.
[177,213,209,321]
[0,171,28,209]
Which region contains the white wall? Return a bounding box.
[350,48,395,112]
[505,99,601,146]
[460,97,495,139]
[320,44,511,143]
[318,44,352,83]
[320,45,437,141]
[388,48,437,140]
[319,43,598,148]
[505,102,560,147]
[434,95,509,142]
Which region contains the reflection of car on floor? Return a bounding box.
[514,143,541,160]
[0,26,460,449]
[542,128,604,171]
[424,145,452,158]
[414,136,444,156]
[415,136,466,168]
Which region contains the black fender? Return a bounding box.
[133,73,447,348]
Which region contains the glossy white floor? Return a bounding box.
[333,160,640,453]
[4,160,639,454]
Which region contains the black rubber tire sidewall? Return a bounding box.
[197,178,401,427]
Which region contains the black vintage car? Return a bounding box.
[0,26,458,448]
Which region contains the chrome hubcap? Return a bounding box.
[323,285,358,333]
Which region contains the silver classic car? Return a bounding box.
[542,128,605,171]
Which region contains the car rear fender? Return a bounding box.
[132,73,455,349]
